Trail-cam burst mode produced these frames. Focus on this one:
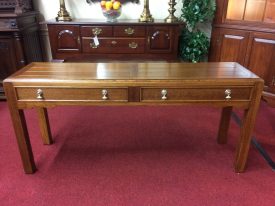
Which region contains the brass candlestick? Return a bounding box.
[165,0,178,23]
[14,0,23,14]
[139,0,154,22]
[56,0,72,22]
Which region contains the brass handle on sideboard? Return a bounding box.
[92,28,102,36]
[111,40,117,45]
[37,89,44,99]
[102,89,108,100]
[124,27,135,35]
[129,42,138,49]
[77,36,81,44]
[225,89,231,100]
[90,42,99,49]
[161,89,168,100]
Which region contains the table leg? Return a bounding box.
[234,82,263,173]
[4,83,36,174]
[37,108,53,145]
[231,112,275,170]
[217,106,232,144]
[234,109,257,172]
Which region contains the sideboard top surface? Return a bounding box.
[44,19,184,25]
[4,62,261,84]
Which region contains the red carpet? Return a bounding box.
[0,101,275,206]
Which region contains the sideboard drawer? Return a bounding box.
[82,38,145,53]
[16,87,128,101]
[140,87,252,101]
[80,26,113,37]
[113,26,146,37]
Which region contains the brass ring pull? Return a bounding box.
[225,89,232,100]
[124,27,135,35]
[161,89,168,100]
[129,42,138,49]
[90,42,98,48]
[111,40,117,45]
[92,28,102,36]
[102,89,108,100]
[37,89,44,99]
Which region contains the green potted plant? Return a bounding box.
[179,0,216,63]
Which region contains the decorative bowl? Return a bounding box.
[102,7,121,22]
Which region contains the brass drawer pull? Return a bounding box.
[225,89,231,100]
[90,42,98,48]
[111,40,117,45]
[92,28,102,36]
[124,27,135,35]
[37,89,44,99]
[129,42,138,49]
[161,89,168,100]
[102,89,108,100]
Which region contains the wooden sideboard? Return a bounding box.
[46,20,183,62]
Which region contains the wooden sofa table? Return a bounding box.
[3,62,263,174]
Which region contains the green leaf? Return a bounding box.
[179,29,210,62]
[180,0,216,30]
[179,0,215,62]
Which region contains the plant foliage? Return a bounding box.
[179,0,216,62]
[181,0,216,30]
[179,29,209,63]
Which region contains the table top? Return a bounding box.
[5,62,261,84]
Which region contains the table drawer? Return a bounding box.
[16,87,128,101]
[113,26,146,37]
[82,37,145,53]
[140,87,252,101]
[80,26,113,37]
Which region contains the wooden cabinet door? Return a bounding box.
[48,25,81,59]
[209,28,250,65]
[245,32,275,86]
[147,26,174,53]
[0,38,17,80]
[0,38,18,97]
